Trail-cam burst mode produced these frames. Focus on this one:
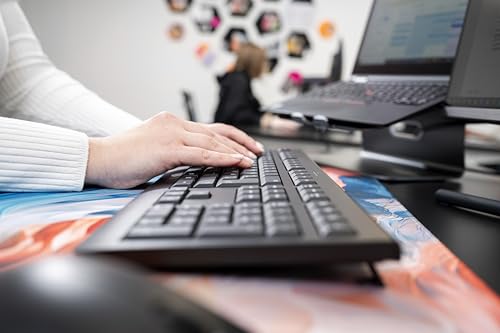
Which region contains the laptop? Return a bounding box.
[268,0,468,128]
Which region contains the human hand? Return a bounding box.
[261,113,302,132]
[85,112,264,189]
[269,116,302,132]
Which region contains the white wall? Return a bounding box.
[20,0,372,122]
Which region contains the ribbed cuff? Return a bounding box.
[0,116,89,192]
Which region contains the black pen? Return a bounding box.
[435,189,500,217]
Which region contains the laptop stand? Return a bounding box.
[306,106,465,182]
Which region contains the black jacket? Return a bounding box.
[214,71,261,127]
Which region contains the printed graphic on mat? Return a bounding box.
[0,169,498,332]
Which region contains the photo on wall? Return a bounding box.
[286,32,311,58]
[228,0,253,17]
[193,4,221,33]
[166,23,185,40]
[166,0,192,13]
[223,28,249,52]
[256,11,282,35]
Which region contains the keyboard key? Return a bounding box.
[158,195,183,204]
[186,190,211,200]
[217,178,259,187]
[193,178,217,188]
[137,216,165,226]
[261,176,282,186]
[197,224,263,237]
[316,221,355,237]
[127,225,194,238]
[146,204,174,217]
[201,216,231,226]
[173,179,196,187]
[169,216,198,226]
[267,224,299,236]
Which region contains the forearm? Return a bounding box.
[0,117,89,192]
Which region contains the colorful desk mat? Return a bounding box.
[0,168,498,333]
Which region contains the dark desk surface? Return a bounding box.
[254,133,500,293]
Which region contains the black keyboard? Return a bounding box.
[303,81,448,106]
[78,149,400,268]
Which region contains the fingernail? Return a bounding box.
[256,141,265,152]
[243,156,254,166]
[248,151,257,159]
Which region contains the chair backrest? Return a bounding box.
[329,39,343,82]
[181,90,197,122]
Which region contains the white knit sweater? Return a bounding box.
[0,1,141,192]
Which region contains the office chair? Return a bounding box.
[181,90,198,122]
[301,39,343,93]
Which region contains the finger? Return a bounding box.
[215,134,257,159]
[208,123,264,155]
[176,147,254,168]
[183,121,257,159]
[182,132,238,155]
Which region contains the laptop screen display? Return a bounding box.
[447,0,500,108]
[354,0,468,76]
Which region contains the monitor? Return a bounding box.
[354,0,468,76]
[446,0,500,123]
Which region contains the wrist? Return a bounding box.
[260,113,274,129]
[85,137,108,186]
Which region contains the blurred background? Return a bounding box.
[20,0,372,123]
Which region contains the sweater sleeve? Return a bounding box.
[0,2,141,137]
[0,116,89,192]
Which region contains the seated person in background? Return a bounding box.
[214,43,301,132]
[0,1,261,193]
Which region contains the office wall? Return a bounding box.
[20,0,372,123]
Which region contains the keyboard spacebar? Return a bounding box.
[216,178,259,187]
[197,225,263,237]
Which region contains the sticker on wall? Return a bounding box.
[195,43,216,67]
[286,32,311,58]
[193,4,221,33]
[318,20,336,39]
[281,70,304,93]
[166,23,185,41]
[228,0,253,17]
[256,11,282,35]
[223,28,249,52]
[166,0,192,13]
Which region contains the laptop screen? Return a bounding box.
[447,0,500,108]
[353,0,468,76]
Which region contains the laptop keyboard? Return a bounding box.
[304,81,448,106]
[126,149,355,240]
